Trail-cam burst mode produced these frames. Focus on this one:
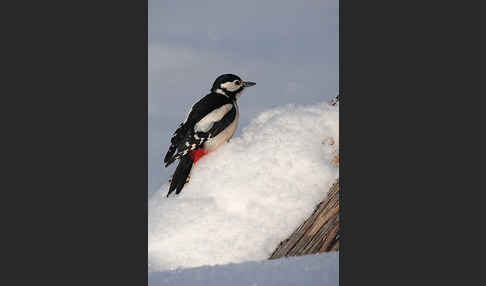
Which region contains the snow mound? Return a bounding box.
[148,252,339,286]
[149,102,339,271]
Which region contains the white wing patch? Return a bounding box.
[194,104,233,132]
[215,89,228,97]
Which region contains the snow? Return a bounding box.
[148,252,339,286]
[149,101,339,271]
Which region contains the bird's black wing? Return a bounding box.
[165,105,237,167]
[163,122,187,166]
[164,93,232,167]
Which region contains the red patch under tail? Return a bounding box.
[190,149,207,163]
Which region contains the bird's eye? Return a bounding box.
[234,80,241,85]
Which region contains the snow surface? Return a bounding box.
[148,252,339,286]
[149,102,339,271]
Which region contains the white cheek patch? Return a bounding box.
[194,104,233,132]
[220,81,240,92]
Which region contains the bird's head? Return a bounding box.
[211,74,256,100]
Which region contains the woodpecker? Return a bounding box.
[331,94,340,106]
[163,74,256,197]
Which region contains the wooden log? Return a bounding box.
[269,180,339,259]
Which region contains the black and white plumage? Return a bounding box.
[164,74,256,197]
[331,94,340,106]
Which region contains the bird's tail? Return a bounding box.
[167,155,194,197]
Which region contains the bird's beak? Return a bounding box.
[243,81,256,87]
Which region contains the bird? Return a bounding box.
[163,74,256,197]
[331,94,340,106]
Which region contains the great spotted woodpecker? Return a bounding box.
[331,94,340,106]
[163,74,256,197]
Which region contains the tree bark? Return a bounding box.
[269,180,339,259]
